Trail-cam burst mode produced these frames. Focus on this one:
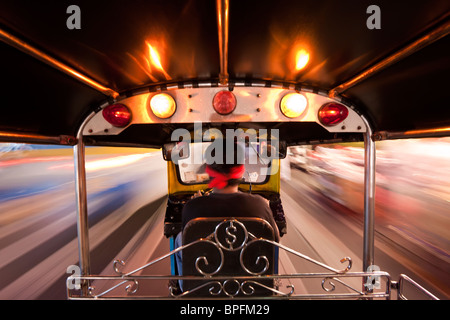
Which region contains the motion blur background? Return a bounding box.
[0,138,448,299]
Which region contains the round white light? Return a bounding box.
[150,93,176,119]
[280,93,307,118]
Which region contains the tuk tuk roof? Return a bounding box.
[0,0,449,145]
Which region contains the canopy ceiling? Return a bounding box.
[0,0,448,143]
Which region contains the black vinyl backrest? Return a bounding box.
[182,217,276,297]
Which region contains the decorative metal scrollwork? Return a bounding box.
[239,239,270,275]
[223,279,241,297]
[73,218,364,299]
[170,279,295,298]
[340,257,352,273]
[194,241,225,277]
[321,277,336,292]
[85,259,140,298]
[321,276,364,295]
[89,278,140,298]
[214,219,248,251]
[170,281,223,298]
[125,279,139,294]
[113,259,126,275]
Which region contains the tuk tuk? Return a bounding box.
[0,0,448,300]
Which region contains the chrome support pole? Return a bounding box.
[361,116,376,293]
[73,136,90,296]
[216,0,229,85]
[73,112,96,297]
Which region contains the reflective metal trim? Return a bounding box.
[0,28,119,99]
[361,115,376,294]
[82,86,367,136]
[328,19,450,98]
[73,111,96,297]
[0,131,77,145]
[374,126,450,140]
[216,0,229,85]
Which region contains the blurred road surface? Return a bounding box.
[0,148,168,299]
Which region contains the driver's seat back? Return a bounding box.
[182,217,276,297]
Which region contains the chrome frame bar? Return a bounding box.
[216,0,229,85]
[73,112,96,296]
[67,272,392,300]
[73,138,90,296]
[0,28,119,99]
[328,18,450,97]
[397,274,439,300]
[361,115,376,293]
[66,216,390,299]
[0,131,77,145]
[374,126,450,140]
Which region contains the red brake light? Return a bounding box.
[213,90,236,115]
[102,104,132,127]
[318,103,348,126]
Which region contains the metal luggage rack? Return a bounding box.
[66,219,439,300]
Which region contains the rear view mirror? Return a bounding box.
[162,142,190,163]
[278,141,287,159]
[259,140,287,159]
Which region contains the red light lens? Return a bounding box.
[102,104,132,127]
[318,103,349,126]
[213,90,236,115]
